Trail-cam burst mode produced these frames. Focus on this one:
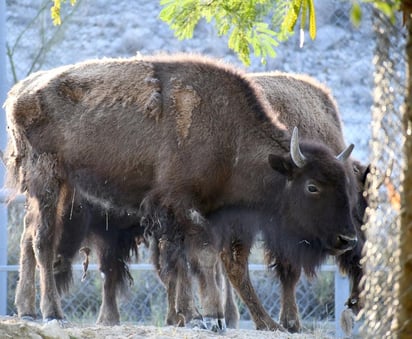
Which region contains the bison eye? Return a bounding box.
[306,182,320,194]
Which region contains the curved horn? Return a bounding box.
[336,144,355,162]
[290,127,306,168]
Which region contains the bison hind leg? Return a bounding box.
[27,154,66,322]
[15,204,37,320]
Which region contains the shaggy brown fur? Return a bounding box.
[14,190,142,325]
[166,72,367,332]
[67,71,366,331]
[54,72,367,331]
[53,198,143,326]
[4,54,357,331]
[251,72,343,150]
[250,72,368,331]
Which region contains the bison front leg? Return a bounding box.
[147,215,199,327]
[95,249,121,326]
[221,270,240,329]
[15,199,37,320]
[159,235,200,326]
[174,257,201,327]
[276,261,301,333]
[220,241,283,331]
[188,238,226,333]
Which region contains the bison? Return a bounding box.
[251,72,368,331]
[156,71,368,332]
[15,192,143,325]
[4,54,357,331]
[1,141,145,326]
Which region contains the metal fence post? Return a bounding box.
[334,270,350,338]
[0,0,8,316]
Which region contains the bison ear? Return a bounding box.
[268,154,294,177]
[353,161,371,186]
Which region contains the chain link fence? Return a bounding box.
[6,269,337,327]
[360,8,406,339]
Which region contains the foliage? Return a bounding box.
[159,0,316,66]
[159,0,404,65]
[47,0,403,66]
[51,0,78,25]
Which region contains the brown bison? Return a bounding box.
[58,71,368,331]
[251,72,367,331]
[158,71,368,332]
[4,54,357,331]
[15,193,143,325]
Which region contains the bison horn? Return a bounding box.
[336,144,355,162]
[290,127,306,168]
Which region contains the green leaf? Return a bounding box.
[300,0,307,31]
[250,31,262,57]
[255,22,275,35]
[228,27,240,50]
[308,0,316,40]
[260,32,279,47]
[350,3,362,27]
[282,0,302,32]
[374,2,396,23]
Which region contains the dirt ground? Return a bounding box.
[0,316,335,338]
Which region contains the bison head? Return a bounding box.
[267,127,358,257]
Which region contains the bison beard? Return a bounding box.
[4,54,358,332]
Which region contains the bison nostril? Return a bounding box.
[337,234,358,248]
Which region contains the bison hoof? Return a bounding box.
[188,318,207,330]
[346,297,361,315]
[20,315,36,322]
[284,319,301,333]
[43,317,69,328]
[175,313,186,327]
[203,317,226,333]
[96,319,120,326]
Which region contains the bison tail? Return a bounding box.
[2,131,29,198]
